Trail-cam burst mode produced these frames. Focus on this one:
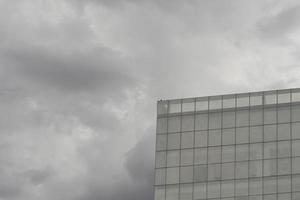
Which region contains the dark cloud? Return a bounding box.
[0,0,300,200]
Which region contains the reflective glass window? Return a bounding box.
[156,151,166,168]
[221,180,234,198]
[180,166,193,183]
[278,106,290,123]
[236,110,249,127]
[264,125,277,142]
[209,129,221,146]
[180,149,193,166]
[249,178,262,195]
[292,122,300,139]
[167,150,180,167]
[263,177,277,194]
[182,99,195,113]
[222,111,235,128]
[209,96,222,110]
[223,95,235,109]
[181,115,194,132]
[166,185,179,200]
[195,114,208,130]
[196,97,208,111]
[250,109,263,126]
[209,113,221,129]
[208,164,221,181]
[278,158,291,175]
[155,168,166,185]
[264,108,277,124]
[278,90,290,103]
[156,134,167,151]
[193,183,206,199]
[222,146,235,162]
[154,186,165,200]
[194,148,207,165]
[236,161,249,179]
[250,93,263,106]
[237,94,249,107]
[292,105,300,122]
[208,146,221,163]
[278,123,291,140]
[222,128,235,145]
[293,157,300,174]
[195,131,207,147]
[264,142,277,159]
[207,181,220,198]
[263,159,277,176]
[236,127,249,144]
[194,165,207,182]
[235,179,248,196]
[167,133,180,150]
[278,175,291,193]
[249,160,263,177]
[264,92,276,105]
[292,89,300,103]
[292,174,300,192]
[236,144,249,161]
[166,167,179,184]
[250,126,263,143]
[168,116,181,133]
[181,132,194,149]
[157,118,167,134]
[278,141,291,158]
[293,140,300,157]
[222,162,235,180]
[169,100,181,114]
[250,143,263,160]
[157,101,168,115]
[180,184,193,200]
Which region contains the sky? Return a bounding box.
[1,0,300,200]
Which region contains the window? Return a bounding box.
[209,113,221,129]
[180,184,193,200]
[249,178,262,195]
[169,100,181,113]
[263,159,277,176]
[222,162,235,180]
[292,105,300,122]
[181,115,194,132]
[278,106,290,123]
[180,166,193,183]
[182,99,195,112]
[292,122,300,139]
[221,180,234,197]
[156,134,167,151]
[278,123,290,140]
[236,161,248,179]
[250,109,263,125]
[264,125,276,142]
[250,93,263,106]
[249,160,262,177]
[292,174,300,192]
[195,131,207,147]
[222,111,235,128]
[222,146,235,162]
[157,101,168,115]
[278,158,291,175]
[250,126,263,143]
[236,127,249,144]
[195,114,208,130]
[194,148,207,165]
[167,150,180,167]
[209,96,222,110]
[222,128,235,145]
[264,92,276,105]
[196,97,208,111]
[208,164,221,181]
[264,142,276,159]
[156,151,166,168]
[166,185,179,200]
[154,186,165,200]
[155,169,166,185]
[208,146,221,163]
[235,179,248,196]
[237,94,249,107]
[157,118,167,134]
[263,177,277,194]
[181,132,194,148]
[236,110,249,127]
[293,140,300,157]
[168,116,181,133]
[167,133,180,150]
[209,129,221,146]
[180,149,193,166]
[250,143,263,160]
[236,144,249,161]
[193,183,206,199]
[278,90,290,103]
[166,167,179,184]
[264,108,276,124]
[194,165,207,182]
[223,95,235,109]
[278,141,291,158]
[207,181,220,198]
[293,157,300,174]
[292,89,300,102]
[278,175,291,193]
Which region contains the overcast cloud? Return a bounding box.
[1,0,300,199]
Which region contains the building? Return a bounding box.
[154,88,300,200]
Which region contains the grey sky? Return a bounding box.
[0,0,300,199]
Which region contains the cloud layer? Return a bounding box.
[1,0,300,199]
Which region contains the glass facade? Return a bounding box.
[155,88,300,200]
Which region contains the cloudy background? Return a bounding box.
[1,0,300,199]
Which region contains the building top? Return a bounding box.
[157,88,300,116]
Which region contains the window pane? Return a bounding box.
[236,144,249,161]
[166,167,179,184]
[167,133,180,150]
[278,158,291,175]
[222,111,235,128]
[249,178,262,195]
[222,146,235,162]
[263,159,277,176]
[194,165,207,182]
[157,118,167,134]
[222,162,235,180]
[278,90,291,103]
[236,110,249,127]
[209,113,221,129]
[156,134,167,151]
[236,127,249,144]
[180,184,193,200]
[155,186,165,200]
[250,93,263,106]
[195,114,208,130]
[207,181,220,198]
[237,94,249,107]
[208,146,221,163]
[278,141,291,158]
[180,149,193,166]
[235,179,248,196]
[263,177,276,194]
[249,160,262,177]
[236,161,249,179]
[264,108,276,124]
[155,169,166,185]
[180,166,193,183]
[264,142,277,159]
[293,157,300,174]
[292,122,300,139]
[209,129,221,146]
[221,180,234,197]
[250,109,263,125]
[278,175,291,193]
[156,151,166,168]
[292,105,300,122]
[182,99,195,113]
[168,116,181,133]
[223,95,235,109]
[264,92,276,105]
[293,140,300,157]
[264,125,276,142]
[166,185,179,200]
[158,101,168,115]
[292,89,300,103]
[167,150,180,167]
[278,106,290,123]
[208,164,221,181]
[250,143,263,160]
[195,131,207,147]
[169,100,181,114]
[194,148,207,165]
[196,98,208,111]
[181,115,194,132]
[193,183,206,199]
[209,96,222,110]
[278,123,291,140]
[292,174,300,192]
[278,193,291,200]
[222,128,235,145]
[250,126,263,143]
[181,132,194,149]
